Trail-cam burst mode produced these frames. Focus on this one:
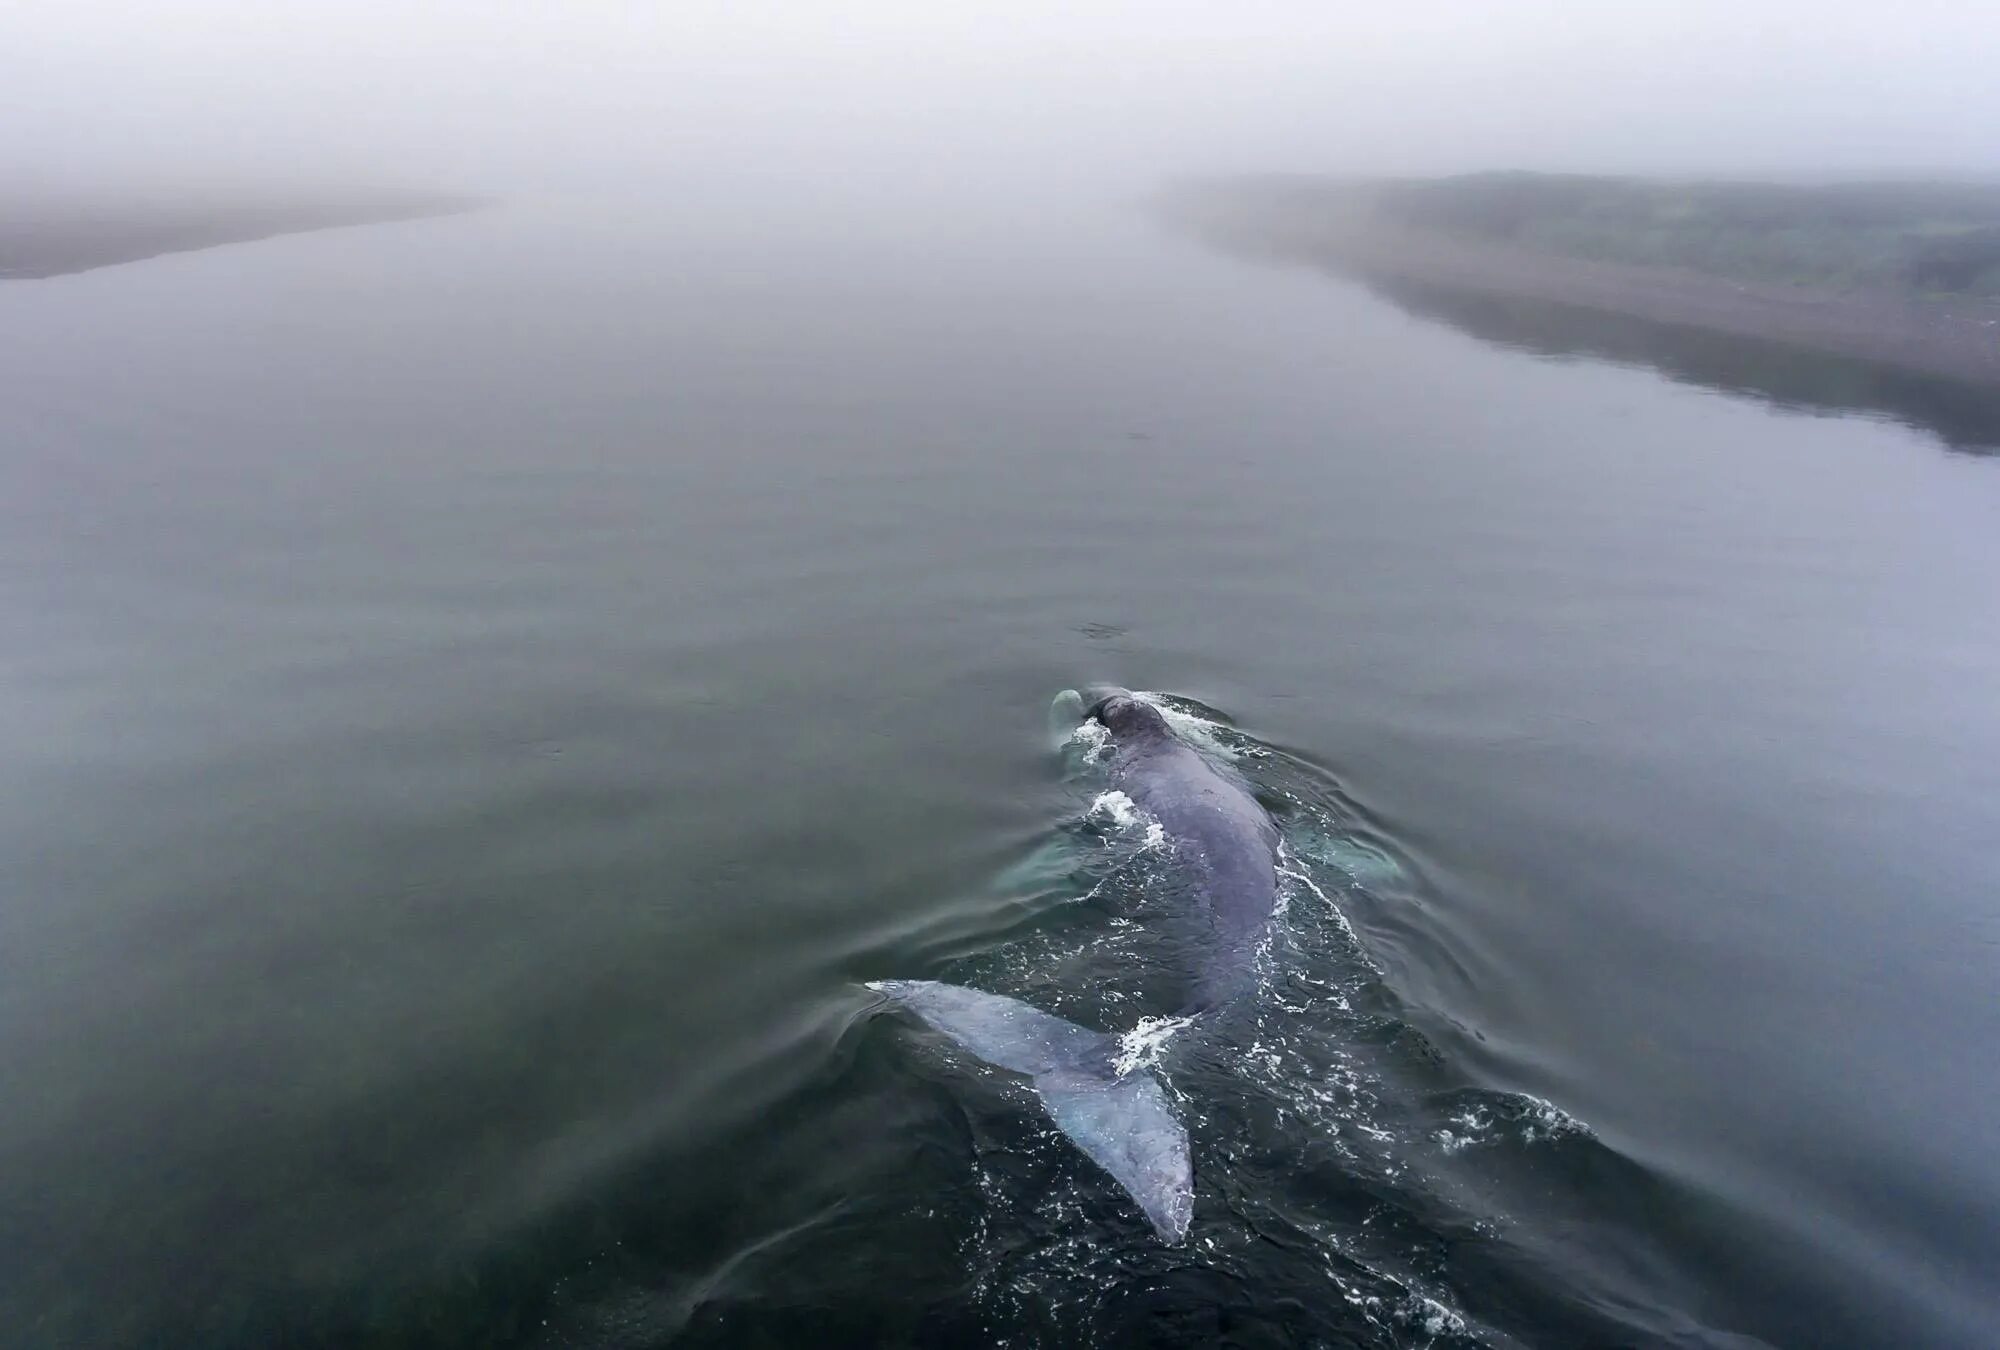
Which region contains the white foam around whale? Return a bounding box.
[1089,789,1140,828]
[1132,691,1245,762]
[1113,1014,1196,1077]
[1068,718,1112,763]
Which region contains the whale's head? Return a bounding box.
[1085,688,1171,740]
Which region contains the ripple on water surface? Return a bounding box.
[529,693,1771,1349]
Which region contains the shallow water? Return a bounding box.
[2,194,1996,1347]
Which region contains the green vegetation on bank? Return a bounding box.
[1214,173,2000,298]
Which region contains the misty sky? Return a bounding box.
[4,2,1996,198]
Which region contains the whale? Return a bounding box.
[870,689,1279,1242]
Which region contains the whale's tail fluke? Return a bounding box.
[868,979,1192,1242]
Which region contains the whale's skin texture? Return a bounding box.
[870,689,1280,1243]
[1084,689,1279,1012]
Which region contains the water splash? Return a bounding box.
[1132,690,1248,762]
[1112,1014,1195,1077]
[1434,1091,1592,1153]
[1047,688,1087,750]
[1066,719,1112,765]
[944,690,1610,1346]
[1089,790,1141,829]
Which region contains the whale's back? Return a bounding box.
[1101,707,1279,1009]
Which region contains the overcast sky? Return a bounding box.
[4,2,1996,198]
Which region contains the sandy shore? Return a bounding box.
[1338,227,2000,388]
[1168,198,2000,390]
[0,192,488,280]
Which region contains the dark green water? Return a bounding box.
[3,196,1996,1348]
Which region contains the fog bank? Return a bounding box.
[5,2,1997,213]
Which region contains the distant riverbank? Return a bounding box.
[1162,174,2000,389]
[0,190,488,279]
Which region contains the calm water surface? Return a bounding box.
[3,195,1996,1348]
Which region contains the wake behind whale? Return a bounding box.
[869,688,1281,1241]
[528,692,1697,1348]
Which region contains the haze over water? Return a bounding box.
[4,186,1996,1349]
[6,5,2000,1347]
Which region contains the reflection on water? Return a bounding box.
[1162,199,2000,456]
[1363,276,2000,456]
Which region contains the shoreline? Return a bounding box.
[0,192,490,280]
[1164,191,2000,392]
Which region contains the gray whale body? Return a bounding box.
[871,689,1280,1242]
